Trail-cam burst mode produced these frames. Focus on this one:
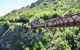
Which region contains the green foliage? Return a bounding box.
[15,16,29,23]
[25,47,29,50]
[23,24,31,30]
[0,0,80,50]
[43,2,47,5]
[3,21,10,29]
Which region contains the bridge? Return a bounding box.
[31,13,80,29]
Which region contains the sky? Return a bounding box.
[0,0,38,16]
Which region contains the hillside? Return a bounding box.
[0,0,80,50]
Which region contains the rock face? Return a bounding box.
[35,0,44,5]
[0,23,43,50]
[30,0,44,8]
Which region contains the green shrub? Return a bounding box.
[43,3,47,5]
[15,16,29,23]
[3,21,10,29]
[23,24,31,30]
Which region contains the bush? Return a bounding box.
[50,13,60,19]
[40,14,50,20]
[44,3,47,5]
[3,21,10,29]
[23,24,31,30]
[15,16,29,23]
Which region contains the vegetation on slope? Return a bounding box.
[0,0,80,50]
